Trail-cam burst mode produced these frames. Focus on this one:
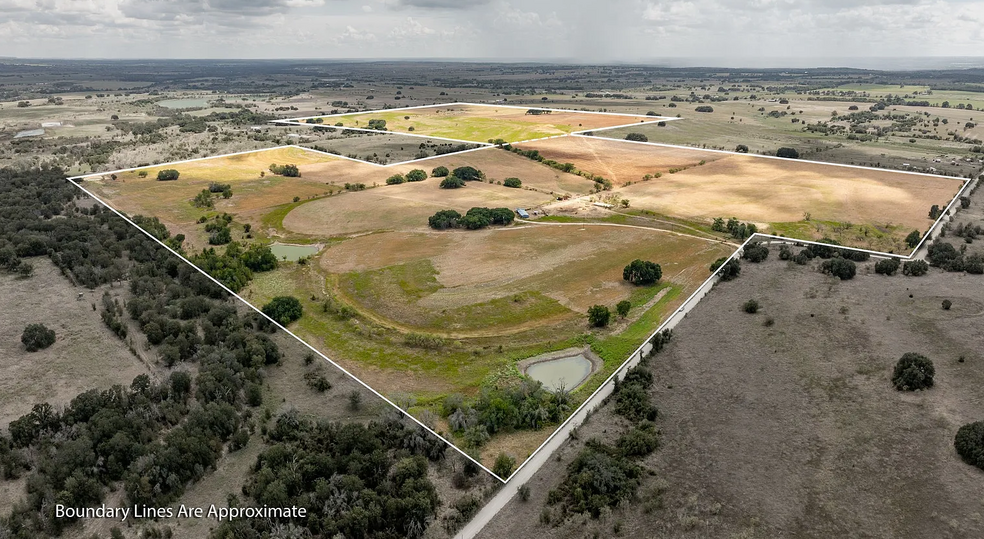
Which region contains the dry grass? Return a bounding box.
[478,256,984,539]
[282,176,553,237]
[0,258,151,430]
[312,104,657,143]
[519,135,726,184]
[523,137,962,245]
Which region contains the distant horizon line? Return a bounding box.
[2,55,984,71]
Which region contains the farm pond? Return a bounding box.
[270,243,320,261]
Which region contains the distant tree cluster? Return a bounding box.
[503,177,522,188]
[926,240,984,274]
[442,380,573,449]
[625,133,649,142]
[156,169,180,181]
[712,217,758,240]
[269,163,300,177]
[427,207,514,230]
[439,176,466,189]
[431,165,450,177]
[367,118,387,130]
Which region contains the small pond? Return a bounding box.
[270,243,320,261]
[525,354,593,391]
[157,98,211,109]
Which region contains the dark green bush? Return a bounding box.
[874,258,900,275]
[440,176,465,189]
[261,296,303,326]
[955,421,984,471]
[743,299,759,313]
[431,165,449,177]
[588,305,611,327]
[21,323,56,352]
[891,353,934,391]
[903,260,929,276]
[820,258,856,280]
[742,243,769,263]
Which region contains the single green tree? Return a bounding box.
[891,353,934,391]
[588,305,611,327]
[616,300,631,318]
[22,323,56,352]
[262,296,303,325]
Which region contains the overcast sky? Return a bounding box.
[2,0,983,66]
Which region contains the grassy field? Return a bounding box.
[522,136,964,252]
[307,104,658,143]
[0,258,151,430]
[479,255,984,539]
[84,146,341,247]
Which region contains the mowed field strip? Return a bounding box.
[519,135,965,253]
[300,103,660,144]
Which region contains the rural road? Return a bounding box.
[453,244,736,539]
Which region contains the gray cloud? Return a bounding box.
[0,0,982,62]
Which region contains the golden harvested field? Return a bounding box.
[282,173,554,237]
[298,145,596,195]
[84,147,342,243]
[311,104,657,143]
[519,135,726,184]
[524,137,963,239]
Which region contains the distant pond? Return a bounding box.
[270,243,320,261]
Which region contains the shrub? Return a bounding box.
[743,299,759,314]
[625,133,648,142]
[616,421,660,457]
[891,353,934,391]
[452,166,483,181]
[712,257,741,281]
[776,147,799,159]
[440,176,465,189]
[21,323,56,352]
[905,230,922,248]
[819,258,856,280]
[548,443,643,518]
[694,106,714,113]
[742,242,769,263]
[428,209,461,230]
[735,144,749,153]
[902,259,929,276]
[261,296,303,325]
[156,169,180,181]
[588,305,611,327]
[616,300,631,318]
[778,245,792,260]
[955,422,984,471]
[493,453,516,478]
[460,214,489,230]
[431,165,450,177]
[503,177,522,188]
[942,299,953,310]
[269,163,300,177]
[622,259,662,285]
[874,258,901,275]
[385,174,405,185]
[405,169,427,182]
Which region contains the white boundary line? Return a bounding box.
[572,132,973,184]
[283,101,671,122]
[67,146,305,181]
[274,120,493,147]
[64,108,971,496]
[64,178,505,483]
[457,191,967,536]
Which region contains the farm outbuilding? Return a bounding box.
[516,208,530,219]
